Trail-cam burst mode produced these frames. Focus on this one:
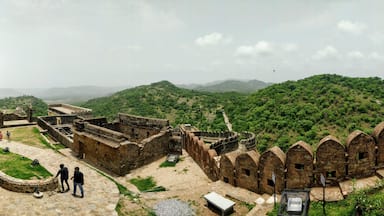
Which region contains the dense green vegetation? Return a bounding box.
[0,96,48,117]
[82,75,384,153]
[3,126,65,150]
[0,149,52,180]
[228,75,384,152]
[82,81,245,131]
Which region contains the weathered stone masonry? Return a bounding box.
[182,122,384,195]
[72,113,173,175]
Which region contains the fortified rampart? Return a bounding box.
[182,121,384,195]
[191,131,239,155]
[72,114,174,175]
[239,131,256,150]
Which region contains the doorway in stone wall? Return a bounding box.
[79,141,85,159]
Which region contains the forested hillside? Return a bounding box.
[0,96,48,117]
[82,75,384,153]
[181,79,272,93]
[82,81,246,131]
[227,74,384,152]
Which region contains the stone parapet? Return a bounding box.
[0,172,58,193]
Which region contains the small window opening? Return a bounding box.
[326,171,336,178]
[267,179,275,187]
[243,169,251,176]
[358,152,368,160]
[223,177,229,183]
[295,163,305,170]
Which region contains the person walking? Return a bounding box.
[55,164,70,192]
[71,167,84,198]
[6,131,10,140]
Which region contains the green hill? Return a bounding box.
[81,75,384,153]
[82,80,246,131]
[227,74,384,152]
[0,96,48,117]
[181,79,272,93]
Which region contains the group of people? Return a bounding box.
[56,164,85,198]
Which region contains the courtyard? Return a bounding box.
[0,126,273,216]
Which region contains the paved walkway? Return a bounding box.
[0,140,119,216]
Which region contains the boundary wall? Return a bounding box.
[183,122,384,195]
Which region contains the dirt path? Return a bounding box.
[115,150,274,215]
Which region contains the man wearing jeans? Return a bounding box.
[56,164,70,192]
[71,167,84,198]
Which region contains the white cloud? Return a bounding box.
[369,32,384,44]
[337,20,366,34]
[347,51,364,59]
[195,32,232,46]
[283,43,298,52]
[312,46,339,60]
[235,41,273,57]
[136,1,185,32]
[369,52,384,61]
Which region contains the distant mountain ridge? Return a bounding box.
[0,86,129,104]
[179,79,272,93]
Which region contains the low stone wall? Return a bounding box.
[0,172,58,193]
[3,113,26,121]
[37,116,76,148]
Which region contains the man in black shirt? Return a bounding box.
[55,164,70,192]
[71,167,84,198]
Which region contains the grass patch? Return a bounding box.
[2,127,66,151]
[0,150,52,179]
[241,201,256,211]
[159,160,176,168]
[130,176,157,191]
[3,127,48,148]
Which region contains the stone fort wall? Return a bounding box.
[183,121,384,195]
[72,114,172,176]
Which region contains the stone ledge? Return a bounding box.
[0,171,58,193]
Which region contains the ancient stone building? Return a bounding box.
[220,151,241,186]
[373,122,384,168]
[286,141,313,189]
[235,150,260,192]
[117,114,170,142]
[0,106,34,128]
[72,113,173,175]
[346,130,376,178]
[259,146,286,194]
[48,104,92,118]
[315,135,346,186]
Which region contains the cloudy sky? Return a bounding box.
[0,0,383,88]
